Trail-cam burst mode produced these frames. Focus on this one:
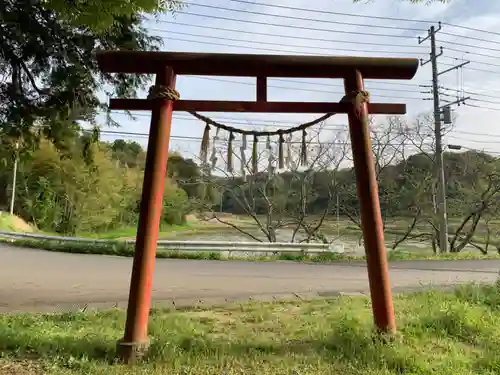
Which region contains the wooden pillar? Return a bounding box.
[344,69,396,333]
[117,66,176,362]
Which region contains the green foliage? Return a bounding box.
[43,0,183,34]
[167,154,204,198]
[107,139,146,168]
[0,0,180,149]
[162,181,189,225]
[0,136,192,234]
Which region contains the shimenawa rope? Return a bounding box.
[147,85,369,173]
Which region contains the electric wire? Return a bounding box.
[182,2,427,33]
[151,29,425,56]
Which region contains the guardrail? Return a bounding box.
[0,231,345,255]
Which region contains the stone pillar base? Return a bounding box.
[116,338,150,364]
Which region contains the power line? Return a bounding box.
[114,113,350,130]
[444,47,500,62]
[160,35,329,56]
[227,0,500,45]
[440,31,500,46]
[465,103,500,112]
[143,113,350,128]
[122,31,429,100]
[442,22,500,38]
[109,111,500,142]
[183,2,427,32]
[437,39,500,53]
[225,0,433,24]
[440,62,500,76]
[449,134,500,145]
[156,29,500,71]
[160,21,429,50]
[438,78,500,95]
[441,56,500,69]
[154,18,500,67]
[159,34,500,94]
[155,14,500,70]
[97,129,436,148]
[440,86,500,100]
[94,128,500,155]
[166,11,416,39]
[453,84,500,94]
[225,0,500,45]
[170,8,500,51]
[152,38,426,98]
[152,22,500,66]
[156,34,500,80]
[149,23,428,88]
[97,129,344,144]
[271,78,422,89]
[151,29,424,56]
[469,98,500,105]
[191,77,424,99]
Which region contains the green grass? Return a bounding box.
[78,223,200,240]
[2,237,500,262]
[2,284,500,374]
[78,223,240,240]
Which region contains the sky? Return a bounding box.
[97,0,500,164]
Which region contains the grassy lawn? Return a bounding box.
[80,224,193,240]
[79,223,242,240]
[1,284,500,374]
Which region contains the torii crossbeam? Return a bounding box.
[96,50,419,363]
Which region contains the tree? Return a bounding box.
[0,0,182,151]
[0,135,191,234]
[179,110,500,256]
[336,115,434,249]
[14,138,143,234]
[108,139,146,169]
[167,153,203,199]
[198,125,348,243]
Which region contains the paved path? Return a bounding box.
[0,244,498,313]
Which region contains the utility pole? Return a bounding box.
[9,141,19,215]
[419,22,470,253]
[336,194,340,239]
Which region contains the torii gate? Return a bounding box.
[96,51,418,363]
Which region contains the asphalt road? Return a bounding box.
[1,244,499,313]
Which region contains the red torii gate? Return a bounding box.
[96,51,418,363]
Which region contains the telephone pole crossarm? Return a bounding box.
[438,60,470,76]
[418,21,442,44]
[439,96,470,110]
[420,45,443,66]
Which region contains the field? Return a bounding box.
[88,214,500,256]
[1,283,500,374]
[3,210,497,248]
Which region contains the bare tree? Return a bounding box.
[446,156,500,253]
[338,115,434,248]
[185,111,500,255]
[376,115,500,254]
[196,124,349,243]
